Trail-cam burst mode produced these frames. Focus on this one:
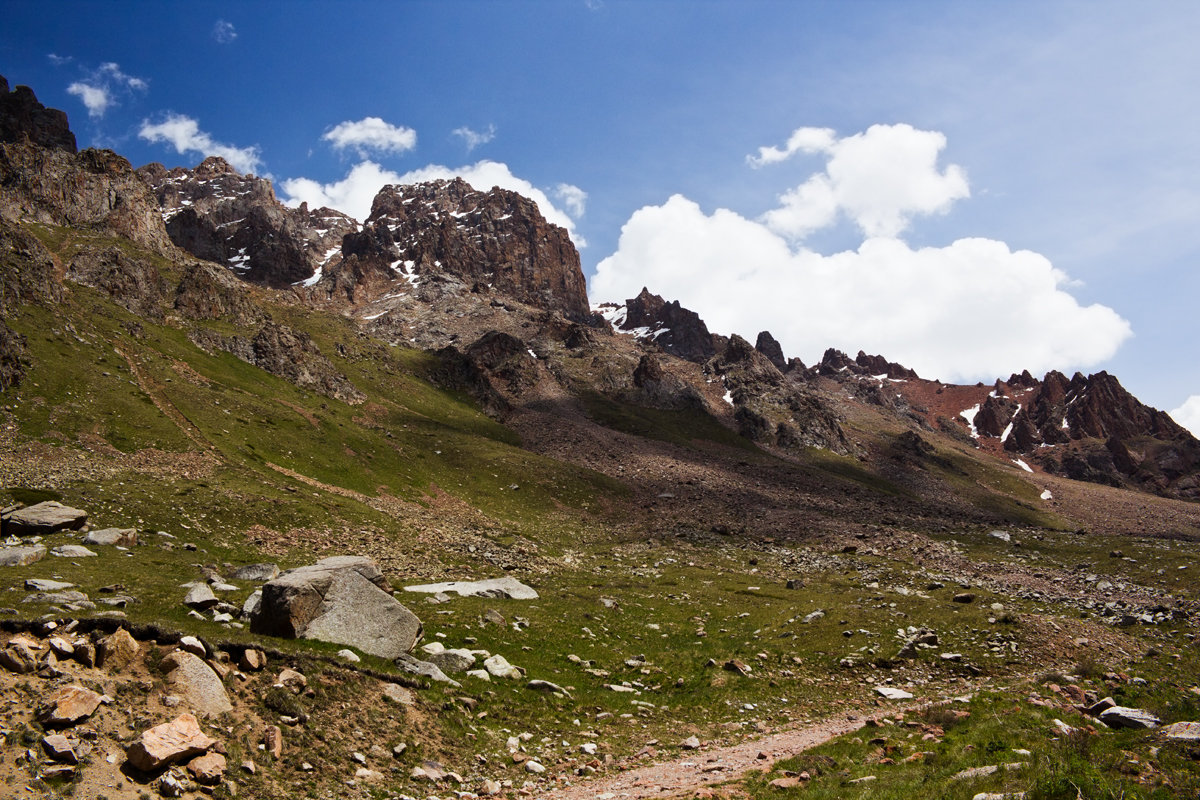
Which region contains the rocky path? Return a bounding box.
[543,712,869,800]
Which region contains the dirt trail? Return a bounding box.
[543,712,869,800]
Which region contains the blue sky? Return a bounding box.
[4,1,1200,428]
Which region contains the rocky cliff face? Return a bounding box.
[138,158,357,289]
[322,178,589,320]
[0,76,76,153]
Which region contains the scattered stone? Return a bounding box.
[41,733,78,763]
[1085,696,1117,716]
[404,576,539,600]
[392,742,408,757]
[989,531,1011,542]
[875,687,914,700]
[126,712,216,772]
[606,684,637,693]
[580,743,598,755]
[480,778,503,795]
[724,659,751,675]
[483,608,507,626]
[355,767,384,781]
[187,751,227,785]
[802,610,825,623]
[972,793,1028,800]
[1052,719,1077,736]
[251,555,422,659]
[770,777,803,789]
[24,578,74,591]
[0,544,46,566]
[427,647,475,673]
[275,667,307,691]
[395,652,461,685]
[1162,721,1200,740]
[953,593,976,604]
[484,654,522,679]
[382,683,415,705]
[41,764,77,779]
[97,627,140,670]
[38,684,104,726]
[466,668,491,681]
[525,760,545,774]
[242,588,262,619]
[184,583,219,610]
[230,563,280,582]
[238,648,266,671]
[1099,706,1161,730]
[527,679,568,695]
[5,501,88,536]
[848,775,877,784]
[83,527,137,546]
[178,636,207,657]
[680,736,701,750]
[50,544,97,558]
[0,641,37,673]
[264,725,283,759]
[160,651,233,716]
[157,773,185,797]
[337,648,361,662]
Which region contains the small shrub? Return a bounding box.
[1075,657,1105,681]
[262,685,305,717]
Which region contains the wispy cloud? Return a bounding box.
[323,117,417,157]
[553,183,587,218]
[47,53,72,66]
[452,124,496,153]
[65,61,147,119]
[212,19,238,44]
[138,113,263,175]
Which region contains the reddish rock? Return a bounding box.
[263,724,283,759]
[126,712,216,771]
[38,685,104,726]
[186,751,227,785]
[96,627,140,670]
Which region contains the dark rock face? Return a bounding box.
[324,178,589,319]
[138,157,356,289]
[619,288,716,363]
[0,320,26,391]
[754,331,787,371]
[816,348,918,380]
[189,321,364,405]
[66,246,169,321]
[1,218,61,313]
[173,261,264,326]
[0,76,76,153]
[628,354,704,411]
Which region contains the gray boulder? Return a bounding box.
[25,578,74,591]
[426,648,476,674]
[83,527,138,547]
[0,544,46,567]
[160,651,232,716]
[403,576,539,600]
[5,502,88,536]
[1099,706,1161,730]
[229,563,279,582]
[394,652,460,686]
[50,545,97,558]
[251,556,421,659]
[183,583,218,610]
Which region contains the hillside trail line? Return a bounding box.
[541,710,872,800]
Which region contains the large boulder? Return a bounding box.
[251,556,422,659]
[160,651,232,717]
[37,685,104,727]
[0,544,45,566]
[5,501,87,536]
[126,713,216,772]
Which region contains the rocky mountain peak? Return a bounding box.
[603,288,716,363]
[816,348,917,380]
[331,178,589,320]
[0,75,76,153]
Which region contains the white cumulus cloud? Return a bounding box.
[1170,396,1200,439]
[756,123,969,239]
[67,82,111,118]
[323,117,417,157]
[452,124,496,152]
[554,183,588,218]
[280,160,586,246]
[592,184,1131,383]
[138,114,263,175]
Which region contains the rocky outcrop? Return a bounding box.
[755,331,787,371]
[66,245,169,321]
[0,320,26,392]
[4,501,88,536]
[1,217,62,313]
[816,348,918,380]
[0,75,76,153]
[1,82,172,252]
[250,556,422,659]
[324,178,588,319]
[188,321,363,404]
[138,157,356,288]
[628,353,705,411]
[617,288,716,363]
[173,261,265,325]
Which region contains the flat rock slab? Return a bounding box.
[0,544,46,567]
[874,686,914,700]
[229,563,279,582]
[1099,706,1161,729]
[51,545,97,558]
[252,556,421,659]
[83,527,137,546]
[404,576,538,600]
[25,578,75,591]
[126,712,216,772]
[5,502,88,536]
[161,651,232,716]
[38,685,105,726]
[1162,721,1200,740]
[23,590,89,604]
